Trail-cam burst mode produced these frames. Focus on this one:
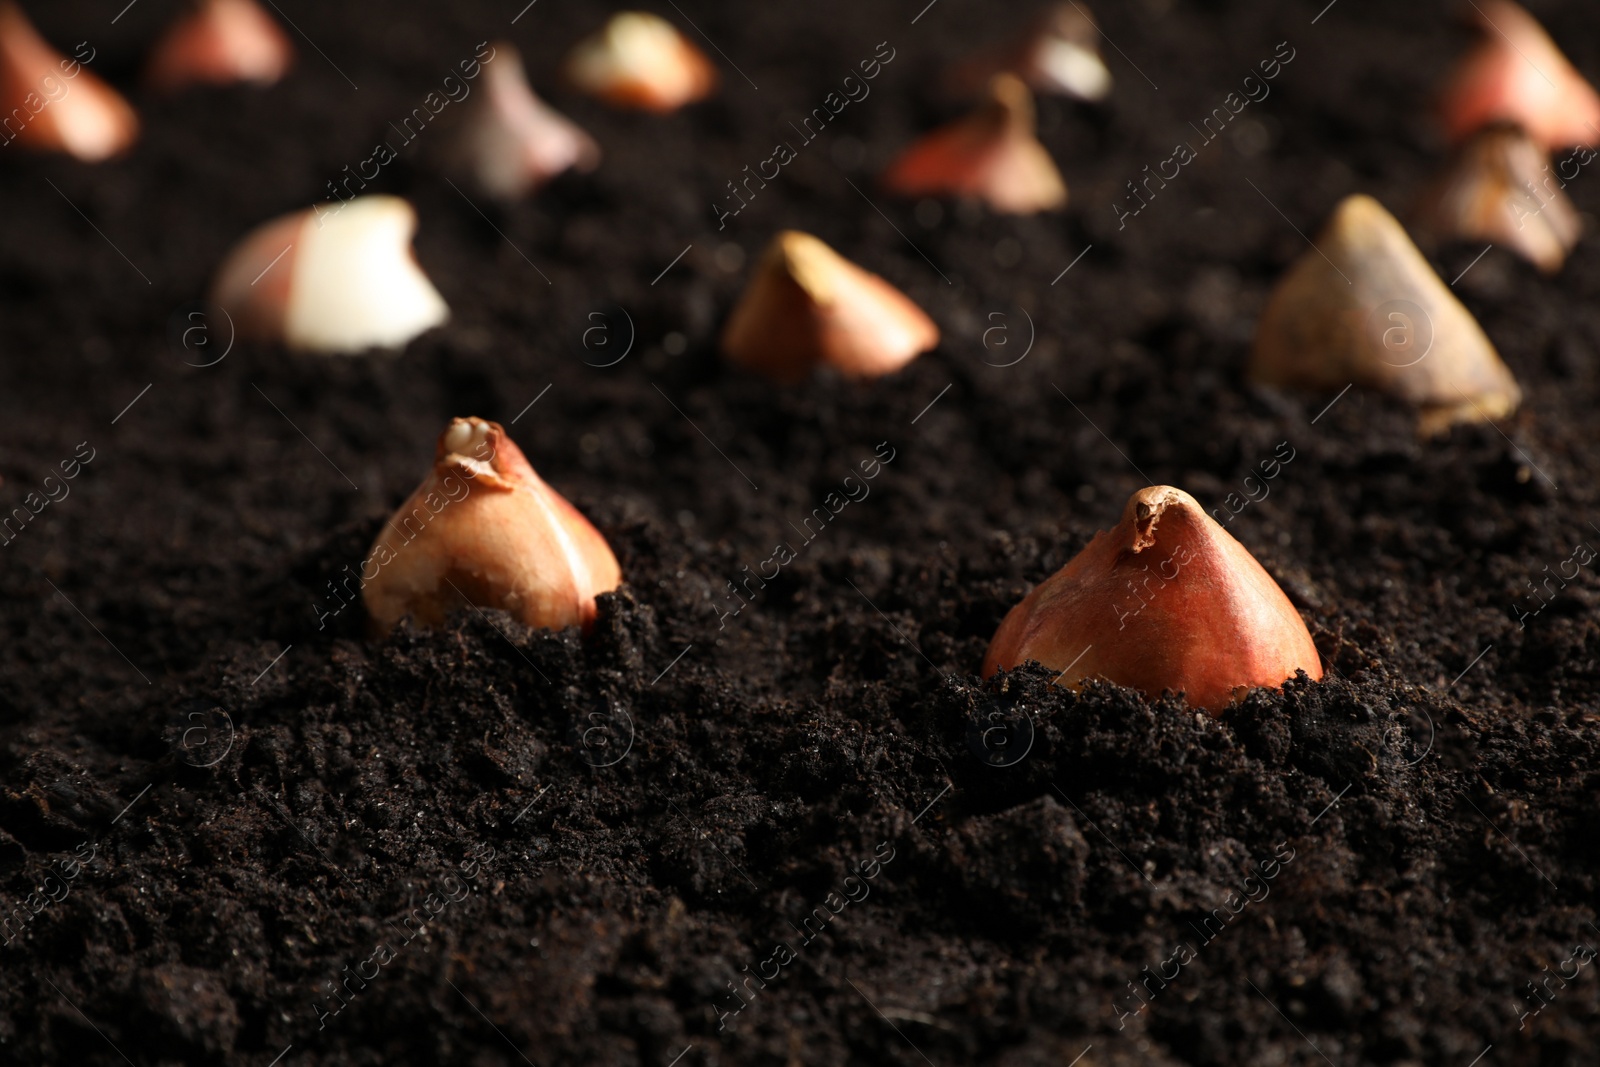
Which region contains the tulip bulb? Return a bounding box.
[1249,194,1521,437]
[984,486,1322,713]
[564,11,716,113]
[720,230,940,382]
[443,40,600,201]
[145,0,293,92]
[363,418,622,636]
[210,194,449,355]
[1439,0,1600,151]
[883,73,1067,215]
[0,0,138,161]
[1414,123,1580,275]
[950,2,1112,103]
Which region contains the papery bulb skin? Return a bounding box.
[1414,123,1580,275]
[444,41,600,201]
[210,195,449,355]
[721,230,939,382]
[145,0,293,92]
[948,2,1112,103]
[1250,194,1521,437]
[1439,0,1600,151]
[883,74,1067,215]
[363,418,622,637]
[564,11,716,113]
[983,486,1322,714]
[0,1,139,161]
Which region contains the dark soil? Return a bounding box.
[4,0,1600,1063]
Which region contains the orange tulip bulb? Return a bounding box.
[564,11,716,113]
[145,0,293,92]
[721,230,939,382]
[983,486,1322,713]
[0,1,138,161]
[363,418,621,637]
[884,74,1067,214]
[1438,0,1600,150]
